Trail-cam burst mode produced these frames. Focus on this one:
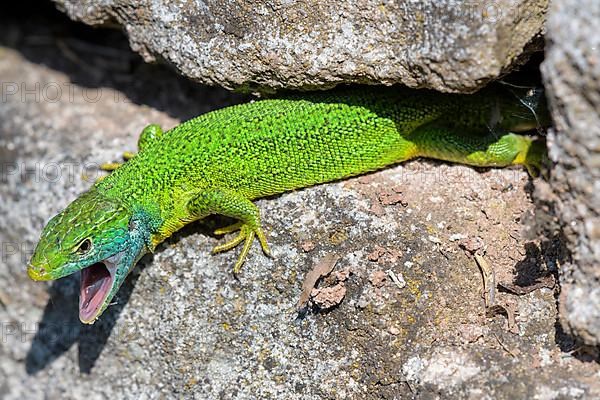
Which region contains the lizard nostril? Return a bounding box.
[27,264,47,279]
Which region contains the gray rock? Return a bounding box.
[1,10,598,399]
[52,0,547,93]
[541,0,600,346]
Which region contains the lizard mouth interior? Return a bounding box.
[79,257,118,323]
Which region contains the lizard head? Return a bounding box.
[28,189,150,324]
[494,85,552,133]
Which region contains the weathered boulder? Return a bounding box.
[52,0,547,93]
[0,5,599,399]
[541,0,600,346]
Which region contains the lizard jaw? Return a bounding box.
[79,250,124,324]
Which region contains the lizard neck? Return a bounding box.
[94,177,166,249]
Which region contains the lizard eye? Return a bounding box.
[75,238,93,255]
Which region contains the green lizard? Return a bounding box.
[27,85,549,324]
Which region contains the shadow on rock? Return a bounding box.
[0,2,246,122]
[512,242,554,287]
[511,224,599,363]
[25,256,148,375]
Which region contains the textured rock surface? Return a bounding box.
[51,0,547,93]
[540,0,600,346]
[1,6,599,399]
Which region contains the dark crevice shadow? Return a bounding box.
[515,180,599,363]
[0,1,248,122]
[555,320,600,362]
[511,241,555,287]
[505,176,560,289]
[25,254,151,375]
[548,234,600,363]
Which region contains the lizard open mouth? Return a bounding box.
[79,252,122,323]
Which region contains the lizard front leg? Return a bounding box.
[187,190,271,273]
[100,124,165,172]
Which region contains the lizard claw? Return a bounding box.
[212,223,271,273]
[122,151,137,160]
[99,162,123,171]
[99,152,137,172]
[213,222,243,236]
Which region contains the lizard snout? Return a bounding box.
[27,262,50,281]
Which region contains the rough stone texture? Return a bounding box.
[51,0,547,93]
[1,6,599,400]
[540,0,600,346]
